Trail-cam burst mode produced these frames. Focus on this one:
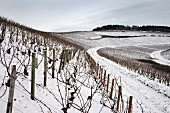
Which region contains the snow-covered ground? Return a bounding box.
[1,27,137,113]
[94,31,170,37]
[0,35,114,113]
[150,50,170,66]
[56,31,170,49]
[55,31,170,113]
[161,49,170,60]
[1,28,170,113]
[88,47,170,113]
[0,49,119,113]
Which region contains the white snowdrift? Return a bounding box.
[150,50,170,66]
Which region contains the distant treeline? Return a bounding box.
[93,25,170,32]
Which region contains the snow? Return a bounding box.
[150,50,170,66]
[88,47,170,113]
[55,31,170,113]
[94,31,170,37]
[0,48,114,113]
[55,31,170,49]
[161,49,170,60]
[1,28,170,113]
[1,29,126,113]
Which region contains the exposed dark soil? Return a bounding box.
[137,59,170,73]
[101,35,142,38]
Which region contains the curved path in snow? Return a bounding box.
[56,32,170,113]
[87,47,170,113]
[150,50,170,66]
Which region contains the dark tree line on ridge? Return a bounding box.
[93,25,170,32]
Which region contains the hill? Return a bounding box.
[93,25,170,32]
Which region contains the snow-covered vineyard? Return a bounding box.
[0,18,136,113]
[0,17,170,113]
[55,31,170,113]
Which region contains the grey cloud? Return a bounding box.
[0,0,170,31]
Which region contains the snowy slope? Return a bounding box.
[1,23,170,113]
[1,23,133,113]
[88,47,170,113]
[161,49,170,60]
[55,31,170,113]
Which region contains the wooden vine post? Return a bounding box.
[128,96,133,113]
[16,28,18,42]
[52,49,55,78]
[106,74,110,92]
[68,50,71,61]
[40,36,43,45]
[58,50,64,74]
[62,50,66,70]
[35,53,38,68]
[116,86,122,112]
[103,70,106,86]
[96,63,99,77]
[31,52,36,100]
[35,57,38,68]
[109,79,114,99]
[44,50,47,86]
[98,66,101,77]
[99,70,102,81]
[71,49,74,59]
[6,65,17,113]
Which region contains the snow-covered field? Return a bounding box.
[94,31,170,37]
[0,28,110,113]
[1,20,170,113]
[88,47,170,113]
[55,31,170,113]
[0,47,119,113]
[161,49,170,60]
[56,31,170,49]
[1,23,138,113]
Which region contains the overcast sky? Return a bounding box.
[0,0,170,32]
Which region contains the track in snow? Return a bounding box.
[88,47,170,113]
